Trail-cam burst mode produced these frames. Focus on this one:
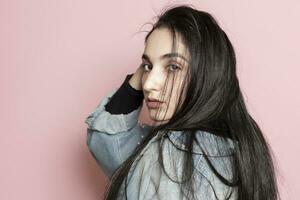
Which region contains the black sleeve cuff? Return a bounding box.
[104,73,144,114]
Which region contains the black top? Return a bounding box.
[104,73,144,114]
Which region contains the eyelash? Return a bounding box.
[141,63,181,72]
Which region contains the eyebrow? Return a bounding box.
[142,53,188,63]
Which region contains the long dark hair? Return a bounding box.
[103,4,281,200]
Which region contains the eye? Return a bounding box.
[168,64,180,72]
[141,63,152,71]
[140,63,181,72]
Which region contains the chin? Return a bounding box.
[147,107,172,122]
[149,115,170,124]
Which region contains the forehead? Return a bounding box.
[143,27,189,62]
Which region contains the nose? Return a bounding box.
[143,68,166,93]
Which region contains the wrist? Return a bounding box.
[129,74,142,91]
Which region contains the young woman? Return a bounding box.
[85,4,281,200]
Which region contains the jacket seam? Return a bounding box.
[194,154,204,174]
[116,133,123,166]
[141,160,158,199]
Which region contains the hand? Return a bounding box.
[129,65,144,91]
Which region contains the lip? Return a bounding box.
[147,97,163,103]
[146,98,164,109]
[146,100,163,109]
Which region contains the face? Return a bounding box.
[141,27,190,125]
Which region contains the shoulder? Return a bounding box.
[140,125,237,157]
[167,130,237,157]
[166,130,238,199]
[145,128,238,199]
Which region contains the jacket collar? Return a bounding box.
[166,129,236,156]
[144,124,236,156]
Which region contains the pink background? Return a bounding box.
[1,0,299,199]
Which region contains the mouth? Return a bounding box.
[146,98,164,109]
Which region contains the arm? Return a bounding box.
[104,73,144,114]
[85,73,150,179]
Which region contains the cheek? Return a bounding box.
[169,81,185,105]
[141,74,147,87]
[141,77,145,91]
[141,74,144,83]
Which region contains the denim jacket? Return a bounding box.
[85,88,238,200]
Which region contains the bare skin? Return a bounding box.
[129,27,190,124]
[128,66,144,91]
